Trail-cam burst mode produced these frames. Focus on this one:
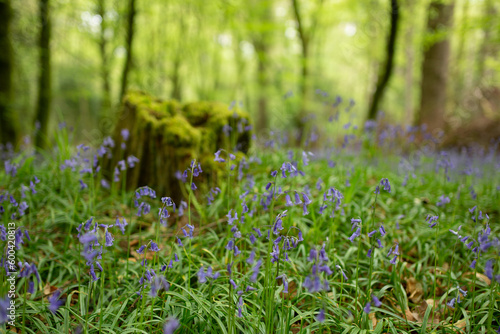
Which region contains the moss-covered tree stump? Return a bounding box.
[104,91,252,199]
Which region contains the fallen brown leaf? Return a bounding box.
[369,312,377,327]
[463,272,491,285]
[405,277,424,303]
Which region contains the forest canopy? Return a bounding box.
[0,0,499,146]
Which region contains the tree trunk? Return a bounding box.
[34,0,52,149]
[367,0,400,120]
[452,0,469,110]
[291,0,310,144]
[417,0,454,133]
[97,0,111,112]
[403,0,415,123]
[474,0,497,87]
[0,0,16,145]
[120,0,136,102]
[171,55,182,100]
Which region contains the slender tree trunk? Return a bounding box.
[34,0,51,148]
[255,41,269,134]
[120,0,136,102]
[403,0,415,123]
[171,55,182,100]
[452,0,469,110]
[97,0,111,112]
[367,0,400,120]
[474,0,496,87]
[291,0,310,143]
[0,0,16,145]
[416,0,454,133]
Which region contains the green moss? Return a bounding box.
[157,115,201,148]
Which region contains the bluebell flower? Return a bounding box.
[197,267,207,284]
[367,248,373,258]
[150,241,160,252]
[349,227,361,242]
[379,224,386,236]
[377,239,383,248]
[247,249,256,264]
[368,230,377,238]
[294,192,302,205]
[176,237,183,247]
[226,209,238,225]
[137,245,146,254]
[163,317,180,334]
[105,230,114,247]
[390,255,398,265]
[485,259,493,279]
[336,265,348,281]
[363,302,371,314]
[316,308,325,323]
[447,298,456,309]
[372,295,382,307]
[250,259,262,282]
[48,290,64,314]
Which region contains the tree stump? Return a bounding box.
[103,91,252,199]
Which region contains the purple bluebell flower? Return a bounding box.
[336,265,348,281]
[294,192,302,205]
[447,298,456,309]
[372,295,382,307]
[390,255,398,265]
[367,248,373,258]
[163,317,180,334]
[316,308,325,323]
[104,230,114,247]
[485,259,493,279]
[137,245,146,254]
[48,290,64,314]
[363,302,371,314]
[349,227,361,242]
[379,224,386,236]
[150,241,160,252]
[0,296,10,324]
[176,237,183,247]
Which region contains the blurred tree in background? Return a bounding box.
[2,0,499,147]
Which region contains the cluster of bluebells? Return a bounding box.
[177,159,203,190]
[302,244,333,323]
[0,227,31,251]
[426,215,439,228]
[366,223,387,258]
[270,215,303,263]
[136,241,170,298]
[318,186,343,217]
[134,186,156,216]
[77,217,116,282]
[0,176,39,220]
[446,284,468,309]
[159,196,174,226]
[375,178,391,194]
[436,195,450,207]
[18,261,40,294]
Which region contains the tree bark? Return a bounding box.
[34,0,52,148]
[0,0,16,145]
[97,0,111,112]
[452,0,469,110]
[474,0,497,87]
[367,0,400,120]
[403,0,415,123]
[417,0,454,133]
[291,0,310,143]
[120,0,136,102]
